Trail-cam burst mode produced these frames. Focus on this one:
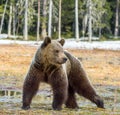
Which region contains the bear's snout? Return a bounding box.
[56,57,67,64]
[63,57,67,63]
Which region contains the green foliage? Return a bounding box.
[52,31,58,39]
[7,36,23,40]
[0,0,119,39]
[28,35,36,41]
[0,5,3,13]
[100,35,120,41]
[61,0,75,38]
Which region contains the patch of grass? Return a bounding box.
[100,35,120,41]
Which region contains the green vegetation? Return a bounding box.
[0,0,120,40]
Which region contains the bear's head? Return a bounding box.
[40,37,67,66]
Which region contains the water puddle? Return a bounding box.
[0,85,120,114]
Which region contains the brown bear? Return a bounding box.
[22,37,104,110]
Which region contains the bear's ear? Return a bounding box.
[58,39,65,46]
[41,37,51,48]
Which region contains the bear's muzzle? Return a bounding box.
[63,57,67,63]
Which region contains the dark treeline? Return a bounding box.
[0,0,119,40]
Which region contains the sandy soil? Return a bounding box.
[0,44,120,89]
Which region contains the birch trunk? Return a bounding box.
[8,4,12,37]
[13,6,16,36]
[24,0,28,40]
[37,0,40,41]
[88,0,92,42]
[114,0,119,38]
[41,0,47,39]
[75,0,79,40]
[58,0,62,40]
[48,0,53,37]
[0,0,8,34]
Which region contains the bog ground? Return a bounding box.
[0,44,120,115]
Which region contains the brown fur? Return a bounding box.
[22,37,104,110]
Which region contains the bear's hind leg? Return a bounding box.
[72,78,104,108]
[70,67,104,108]
[65,85,78,109]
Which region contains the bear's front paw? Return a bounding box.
[53,107,62,111]
[66,102,79,109]
[52,102,62,111]
[22,105,30,110]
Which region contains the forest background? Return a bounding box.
[0,0,120,41]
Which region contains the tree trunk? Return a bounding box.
[99,27,101,38]
[41,0,47,39]
[82,15,88,40]
[13,6,16,36]
[0,0,8,34]
[24,0,28,40]
[37,0,40,41]
[48,0,53,37]
[114,0,119,38]
[88,0,92,42]
[58,0,62,40]
[8,4,12,37]
[75,0,79,40]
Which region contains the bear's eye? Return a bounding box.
[55,50,59,53]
